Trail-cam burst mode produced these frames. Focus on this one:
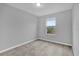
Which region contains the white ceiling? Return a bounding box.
[7,3,73,16]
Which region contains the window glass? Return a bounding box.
[47,18,56,34]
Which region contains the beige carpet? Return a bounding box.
[0,39,73,56]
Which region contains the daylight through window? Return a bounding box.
[46,17,56,34]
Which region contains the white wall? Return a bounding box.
[0,3,73,52]
[0,4,37,51]
[73,4,79,56]
[37,10,72,45]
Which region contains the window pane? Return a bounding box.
[47,18,56,34]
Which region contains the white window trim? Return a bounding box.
[46,17,56,35]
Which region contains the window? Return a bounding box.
[46,17,56,34]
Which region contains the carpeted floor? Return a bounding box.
[0,39,73,56]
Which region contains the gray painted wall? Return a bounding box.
[73,4,79,56]
[0,4,37,51]
[37,10,72,45]
[0,3,73,51]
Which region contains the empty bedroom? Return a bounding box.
[0,3,79,56]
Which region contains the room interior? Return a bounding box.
[0,3,78,56]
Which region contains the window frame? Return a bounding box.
[46,17,56,35]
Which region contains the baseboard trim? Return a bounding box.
[0,39,37,54]
[38,39,72,46]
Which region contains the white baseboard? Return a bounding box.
[0,39,37,54]
[39,39,72,46]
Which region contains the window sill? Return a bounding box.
[46,34,56,36]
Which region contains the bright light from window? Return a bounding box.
[46,17,56,34]
[36,3,41,7]
[47,18,56,26]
